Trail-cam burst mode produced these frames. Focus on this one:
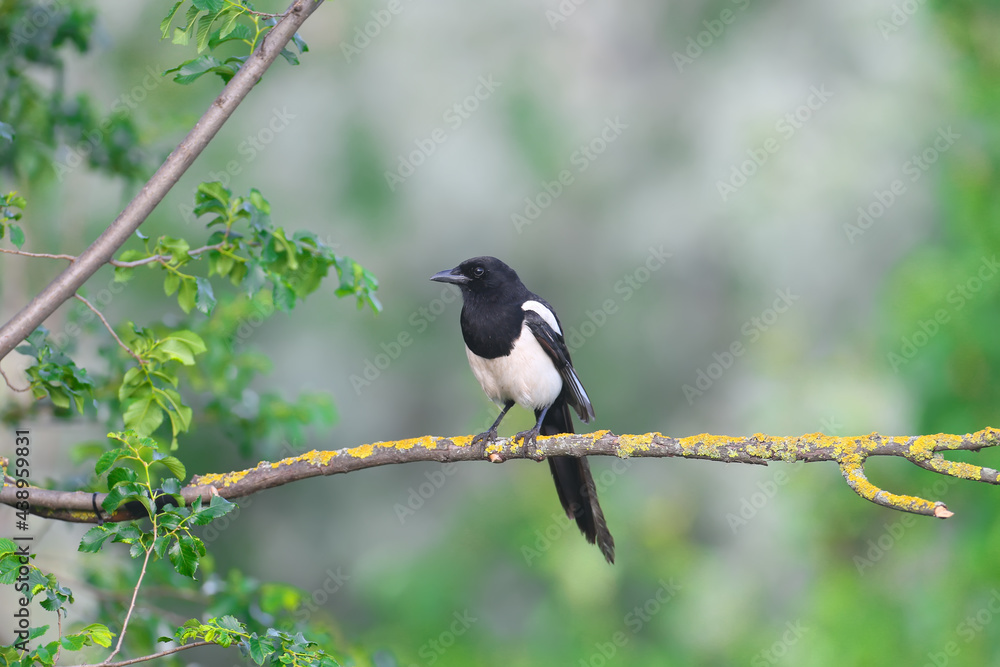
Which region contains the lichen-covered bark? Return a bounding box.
[2,429,998,524]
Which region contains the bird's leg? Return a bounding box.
[514,404,550,461]
[472,400,515,457]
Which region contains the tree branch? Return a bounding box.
[63,641,214,667]
[3,429,998,524]
[0,0,325,360]
[101,523,156,665]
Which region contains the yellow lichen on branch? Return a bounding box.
[3,429,998,524]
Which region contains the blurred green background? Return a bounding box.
[2,0,1000,664]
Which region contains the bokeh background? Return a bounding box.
[3,0,1000,664]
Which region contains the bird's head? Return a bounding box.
[430,256,521,296]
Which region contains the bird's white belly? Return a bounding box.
[466,325,562,410]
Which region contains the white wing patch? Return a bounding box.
[522,300,561,335]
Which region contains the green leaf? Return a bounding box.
[189,495,236,525]
[192,0,224,10]
[48,385,71,409]
[118,366,146,401]
[178,278,197,313]
[164,271,181,296]
[166,55,225,85]
[216,615,243,632]
[158,339,197,365]
[166,404,194,446]
[218,9,243,40]
[95,447,128,475]
[156,455,187,481]
[114,265,134,283]
[106,466,137,489]
[0,538,17,555]
[195,277,216,314]
[123,394,164,436]
[168,534,205,578]
[247,635,270,665]
[9,224,25,249]
[198,180,230,205]
[160,0,184,38]
[80,624,113,648]
[102,483,148,514]
[79,525,116,553]
[172,25,191,46]
[195,12,217,52]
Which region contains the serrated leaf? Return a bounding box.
[102,483,147,514]
[168,535,204,578]
[80,624,113,648]
[60,634,87,651]
[218,9,242,39]
[79,525,116,553]
[0,538,17,555]
[107,466,137,489]
[160,0,184,38]
[195,12,217,52]
[172,25,191,46]
[251,636,272,665]
[95,447,127,475]
[166,55,224,85]
[189,495,236,525]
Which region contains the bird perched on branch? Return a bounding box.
[431,256,615,563]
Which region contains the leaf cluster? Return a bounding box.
[170,616,339,667]
[1,191,26,248]
[0,539,113,667]
[78,431,236,578]
[161,0,309,85]
[0,0,148,181]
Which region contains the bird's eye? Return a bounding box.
[472,266,485,278]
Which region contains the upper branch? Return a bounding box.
[0,0,325,360]
[2,429,998,524]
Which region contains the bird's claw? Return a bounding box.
[471,428,498,458]
[514,428,545,461]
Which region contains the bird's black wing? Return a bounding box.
[522,309,595,423]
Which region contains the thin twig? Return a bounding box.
[53,610,64,665]
[101,524,156,665]
[64,641,214,667]
[108,242,228,268]
[0,362,30,391]
[73,295,144,366]
[0,247,76,262]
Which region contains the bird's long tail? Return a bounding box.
[540,400,615,564]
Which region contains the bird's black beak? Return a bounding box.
[430,266,468,285]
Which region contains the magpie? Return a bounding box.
[431,256,615,564]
